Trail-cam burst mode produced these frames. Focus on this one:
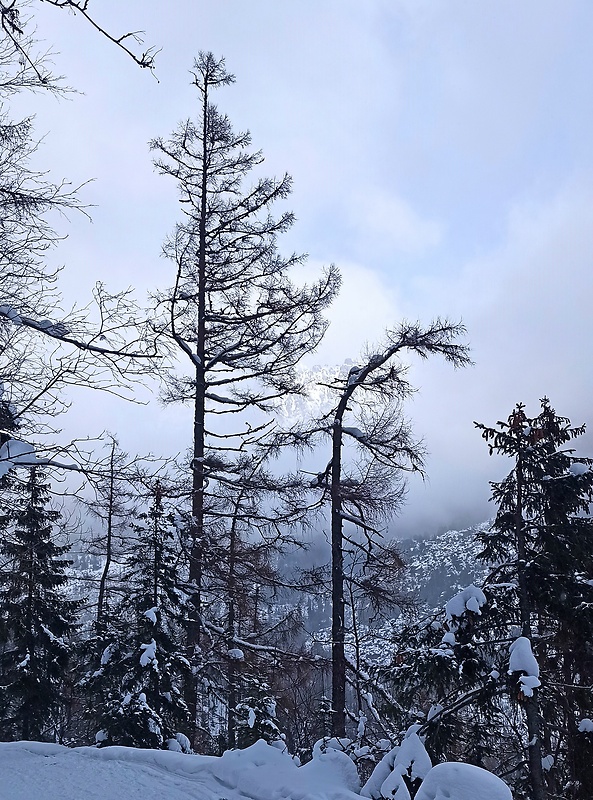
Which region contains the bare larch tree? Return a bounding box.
[150,52,339,740]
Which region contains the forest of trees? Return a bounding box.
[1,5,592,800]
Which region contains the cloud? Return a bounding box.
[350,190,444,255]
[393,179,593,537]
[299,260,402,368]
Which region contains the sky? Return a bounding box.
[8,0,593,536]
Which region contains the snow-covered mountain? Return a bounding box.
[399,522,492,610]
[277,362,356,426]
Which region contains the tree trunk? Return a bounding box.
[186,75,210,744]
[331,415,346,737]
[515,456,547,800]
[227,511,239,749]
[96,441,115,650]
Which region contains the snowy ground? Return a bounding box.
[0,738,513,800]
[0,739,361,800]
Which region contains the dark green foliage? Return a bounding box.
[0,468,80,741]
[379,593,502,767]
[235,677,282,749]
[475,399,593,799]
[381,400,593,799]
[91,484,191,750]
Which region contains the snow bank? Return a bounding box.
[0,738,361,800]
[414,762,512,800]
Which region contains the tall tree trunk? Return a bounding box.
[515,457,547,800]
[331,415,346,737]
[226,509,239,749]
[186,75,210,744]
[96,441,116,650]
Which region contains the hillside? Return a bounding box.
[399,522,492,610]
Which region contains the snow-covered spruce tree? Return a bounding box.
[149,51,339,740]
[475,399,593,800]
[377,583,509,775]
[235,677,282,749]
[301,320,470,737]
[92,482,191,750]
[0,467,80,741]
[379,399,593,798]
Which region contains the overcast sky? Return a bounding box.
[11,0,593,536]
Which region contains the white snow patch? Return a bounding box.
[518,674,541,697]
[415,762,512,800]
[139,639,157,668]
[0,439,39,476]
[570,462,589,475]
[541,755,554,771]
[445,584,486,621]
[509,637,539,678]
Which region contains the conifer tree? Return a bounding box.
[475,398,593,800]
[0,467,80,741]
[92,483,191,750]
[382,401,593,799]
[304,320,470,736]
[235,677,282,749]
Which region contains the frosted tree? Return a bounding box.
[0,467,80,741]
[235,678,282,750]
[91,482,191,750]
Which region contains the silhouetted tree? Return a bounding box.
[0,468,80,740]
[307,320,470,736]
[150,51,339,738]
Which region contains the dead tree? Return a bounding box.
[309,319,470,736]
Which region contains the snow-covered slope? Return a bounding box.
[399,523,492,610]
[278,362,355,425]
[0,739,361,800]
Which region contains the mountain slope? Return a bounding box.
[399,522,492,610]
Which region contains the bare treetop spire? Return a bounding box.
[191,51,235,91]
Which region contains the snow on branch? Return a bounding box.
[445,584,487,623]
[0,438,77,477]
[508,637,541,697]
